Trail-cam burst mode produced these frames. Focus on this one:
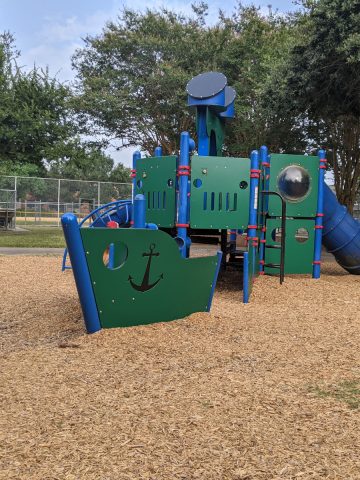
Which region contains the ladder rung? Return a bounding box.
[264,263,281,269]
[265,245,282,249]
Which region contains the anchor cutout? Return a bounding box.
[128,243,163,292]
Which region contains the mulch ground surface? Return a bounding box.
[0,256,359,479]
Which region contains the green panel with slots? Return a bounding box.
[190,156,251,229]
[264,218,315,275]
[81,228,220,328]
[135,156,177,227]
[268,154,319,218]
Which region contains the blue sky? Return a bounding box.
[1,0,298,165]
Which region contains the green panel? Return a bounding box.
[135,156,177,227]
[268,154,319,217]
[81,228,219,328]
[264,218,315,275]
[190,156,251,229]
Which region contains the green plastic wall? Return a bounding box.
[190,156,250,229]
[135,156,177,227]
[264,218,315,275]
[268,154,319,218]
[81,228,220,328]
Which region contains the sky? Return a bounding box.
[1,0,299,166]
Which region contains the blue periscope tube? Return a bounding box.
[61,213,101,333]
[322,183,360,274]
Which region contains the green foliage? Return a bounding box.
[72,5,295,157]
[277,0,360,210]
[0,33,129,185]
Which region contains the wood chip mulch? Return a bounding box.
[0,256,359,479]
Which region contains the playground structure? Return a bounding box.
[62,72,360,334]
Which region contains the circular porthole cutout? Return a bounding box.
[103,241,128,270]
[295,227,309,243]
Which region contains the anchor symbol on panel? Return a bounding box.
[128,243,163,292]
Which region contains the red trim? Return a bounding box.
[107,221,119,229]
[259,260,265,265]
[262,227,266,232]
[316,213,324,217]
[261,162,270,167]
[176,223,189,228]
[260,239,266,244]
[315,225,324,230]
[250,174,260,178]
[259,271,265,275]
[130,221,134,225]
[178,165,190,169]
[320,159,327,163]
[177,172,190,176]
[247,225,257,229]
[251,169,262,173]
[313,261,321,265]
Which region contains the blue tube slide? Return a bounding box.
[322,183,360,274]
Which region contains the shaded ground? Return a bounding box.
[0,256,359,479]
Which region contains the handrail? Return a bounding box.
[261,191,286,284]
[62,199,132,271]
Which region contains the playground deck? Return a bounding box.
[1,255,359,479]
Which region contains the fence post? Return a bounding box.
[14,176,17,229]
[57,179,61,226]
[97,182,101,208]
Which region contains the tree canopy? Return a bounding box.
[0,32,129,183]
[1,1,360,208]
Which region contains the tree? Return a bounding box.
[0,33,73,171]
[72,5,299,158]
[282,0,360,211]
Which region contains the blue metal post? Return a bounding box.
[154,146,162,157]
[248,150,260,240]
[243,251,249,303]
[108,243,115,269]
[131,151,141,225]
[177,132,191,257]
[197,107,209,155]
[259,145,269,274]
[313,149,326,278]
[134,194,146,228]
[61,213,101,334]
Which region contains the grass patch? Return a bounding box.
[310,380,360,409]
[0,227,65,248]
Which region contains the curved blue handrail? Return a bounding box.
[62,199,132,271]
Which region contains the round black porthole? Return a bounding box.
[239,181,248,190]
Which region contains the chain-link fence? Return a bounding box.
[0,175,132,228]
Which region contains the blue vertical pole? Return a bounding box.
[177,132,191,257]
[154,146,162,157]
[61,213,101,334]
[243,251,249,303]
[131,151,141,226]
[108,243,115,269]
[259,146,269,274]
[313,149,326,279]
[248,150,260,240]
[134,194,146,228]
[197,107,209,155]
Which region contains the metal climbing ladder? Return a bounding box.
[261,191,287,284]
